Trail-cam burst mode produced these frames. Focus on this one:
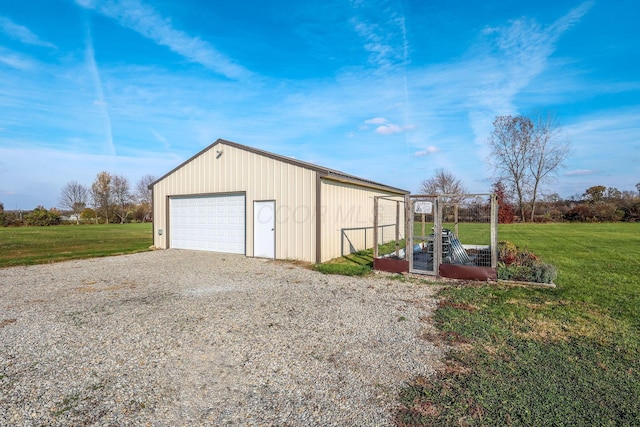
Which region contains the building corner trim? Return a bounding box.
[315,172,323,264]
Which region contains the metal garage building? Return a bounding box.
[151,139,407,263]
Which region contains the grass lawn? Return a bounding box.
[0,223,153,268]
[397,222,640,426]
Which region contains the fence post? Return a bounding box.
[491,193,498,268]
[454,203,459,237]
[421,213,425,249]
[395,201,400,258]
[373,196,379,258]
[434,197,442,275]
[405,194,413,270]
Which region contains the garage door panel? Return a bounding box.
[170,195,245,254]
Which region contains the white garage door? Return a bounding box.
[169,194,245,254]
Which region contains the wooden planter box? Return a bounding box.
[373,257,409,273]
[438,264,497,281]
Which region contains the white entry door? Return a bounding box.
[254,200,275,258]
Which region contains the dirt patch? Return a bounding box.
[0,319,17,328]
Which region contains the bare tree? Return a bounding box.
[636,182,640,197]
[135,174,156,222]
[488,113,570,222]
[488,115,533,221]
[91,171,112,223]
[605,187,622,200]
[528,112,571,222]
[112,175,132,224]
[420,169,467,202]
[58,181,88,224]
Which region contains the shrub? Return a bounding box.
[594,202,624,222]
[564,204,595,222]
[497,241,518,264]
[497,242,557,284]
[0,211,24,227]
[531,262,558,283]
[621,201,640,222]
[24,206,61,226]
[497,263,532,281]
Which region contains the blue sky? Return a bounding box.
[0,0,638,209]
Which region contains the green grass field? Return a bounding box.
[397,222,640,426]
[0,223,153,268]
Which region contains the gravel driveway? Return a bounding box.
[1,250,443,426]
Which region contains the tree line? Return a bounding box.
[495,183,640,223]
[422,170,639,223]
[0,172,156,226]
[421,111,640,223]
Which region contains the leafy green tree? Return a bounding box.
[81,208,97,223]
[25,206,61,226]
[91,171,113,223]
[584,185,606,203]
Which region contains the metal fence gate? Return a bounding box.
[408,196,438,275]
[407,194,497,276]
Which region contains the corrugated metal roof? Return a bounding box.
[151,138,409,195]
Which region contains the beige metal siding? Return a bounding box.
[152,142,317,262]
[320,179,405,262]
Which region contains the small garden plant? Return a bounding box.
[497,240,557,284]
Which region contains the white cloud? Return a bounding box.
[548,1,594,35]
[351,19,397,69]
[363,117,413,135]
[365,117,388,125]
[414,146,439,157]
[410,1,596,162]
[0,47,35,70]
[84,31,115,156]
[348,0,408,72]
[74,0,249,80]
[0,17,56,48]
[375,123,403,135]
[565,169,596,176]
[150,127,168,144]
